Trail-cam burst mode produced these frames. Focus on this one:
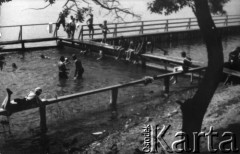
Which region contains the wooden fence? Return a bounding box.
[0,66,206,133]
[78,15,240,40]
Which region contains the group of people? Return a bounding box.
[58,54,84,80]
[56,12,77,39]
[86,14,110,42]
[56,12,110,42]
[115,37,152,63]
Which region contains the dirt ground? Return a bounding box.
[81,83,240,154]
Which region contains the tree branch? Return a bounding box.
[24,3,51,10]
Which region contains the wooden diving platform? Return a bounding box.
[141,53,201,67]
[59,38,115,50]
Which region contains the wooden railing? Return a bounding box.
[0,23,58,41]
[0,66,206,133]
[78,15,240,40]
[0,15,240,43]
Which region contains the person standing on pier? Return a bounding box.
[99,20,110,44]
[56,12,66,31]
[72,54,84,79]
[58,56,69,79]
[86,14,94,39]
[70,16,76,39]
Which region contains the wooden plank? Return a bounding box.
[142,53,184,65]
[0,40,22,45]
[223,67,240,77]
[23,37,58,43]
[142,54,201,67]
[59,38,115,50]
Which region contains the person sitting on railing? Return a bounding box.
[115,36,128,60]
[86,14,94,39]
[1,88,43,115]
[170,51,192,84]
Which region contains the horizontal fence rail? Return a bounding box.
[0,23,58,43]
[79,15,240,40]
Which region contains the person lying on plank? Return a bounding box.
[1,87,43,115]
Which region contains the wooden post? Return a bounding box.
[78,26,83,40]
[53,24,58,38]
[21,42,25,49]
[110,88,118,111]
[141,57,146,68]
[114,23,117,38]
[225,15,228,27]
[18,26,22,40]
[163,76,170,95]
[140,21,144,34]
[78,25,84,41]
[187,18,191,29]
[39,105,47,133]
[165,20,169,32]
[190,73,193,84]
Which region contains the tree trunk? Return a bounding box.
[180,0,223,151]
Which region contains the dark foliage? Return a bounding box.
[148,0,230,15]
[0,0,12,5]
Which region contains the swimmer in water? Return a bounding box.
[58,56,69,79]
[72,54,84,79]
[0,55,6,71]
[12,63,18,72]
[40,54,50,59]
